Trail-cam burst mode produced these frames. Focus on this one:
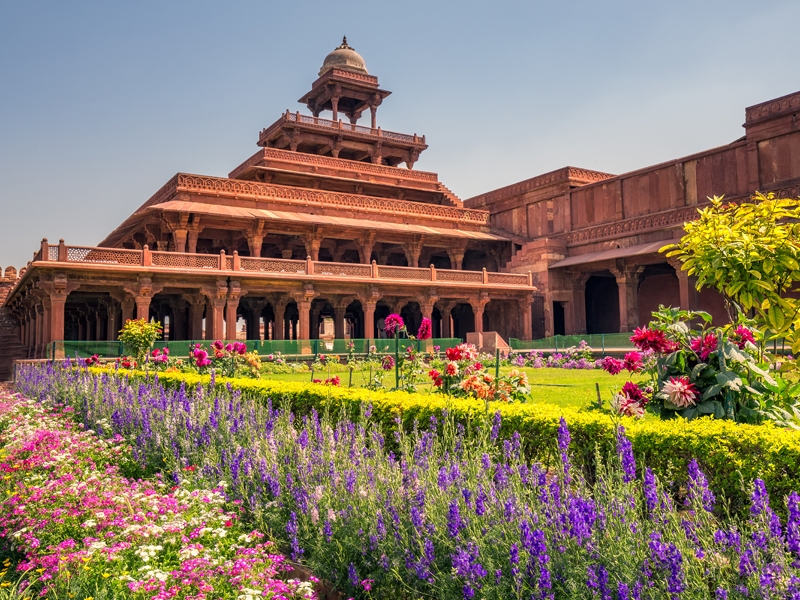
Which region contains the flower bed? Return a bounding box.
[60,366,800,518]
[0,387,315,599]
[15,366,800,599]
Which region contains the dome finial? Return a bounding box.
[319,36,367,76]
[339,35,352,49]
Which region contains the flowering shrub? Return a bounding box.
[18,368,800,599]
[522,341,598,369]
[602,306,800,426]
[0,387,315,599]
[431,343,531,402]
[185,340,258,378]
[118,318,163,364]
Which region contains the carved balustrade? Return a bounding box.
[28,244,534,289]
[270,111,423,145]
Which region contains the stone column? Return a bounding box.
[105,302,117,341]
[121,297,134,325]
[204,300,214,340]
[95,310,103,341]
[188,298,204,340]
[35,303,45,356]
[225,297,239,340]
[187,223,202,254]
[310,305,321,339]
[298,300,312,345]
[447,243,467,270]
[473,302,485,334]
[247,234,264,259]
[334,304,347,339]
[170,299,186,341]
[611,265,644,333]
[303,232,323,262]
[670,260,700,311]
[211,300,225,341]
[520,296,533,341]
[49,296,65,355]
[567,273,589,335]
[135,296,151,321]
[363,300,376,339]
[172,230,188,253]
[440,304,452,338]
[273,304,285,340]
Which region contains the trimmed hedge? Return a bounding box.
[136,371,800,515]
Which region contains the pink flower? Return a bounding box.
[621,381,646,405]
[381,355,395,371]
[361,579,374,591]
[630,328,673,354]
[663,376,699,408]
[384,314,404,337]
[445,361,459,377]
[417,317,432,340]
[623,351,643,373]
[611,394,645,418]
[731,325,755,349]
[600,356,624,375]
[690,334,718,362]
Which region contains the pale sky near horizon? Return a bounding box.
[1,0,799,268]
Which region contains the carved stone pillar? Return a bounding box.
[121,297,134,325]
[135,296,151,321]
[273,304,285,340]
[519,295,534,341]
[105,302,117,341]
[246,233,264,258]
[669,259,700,312]
[363,300,376,339]
[334,304,347,339]
[302,230,323,262]
[210,300,225,341]
[95,309,103,341]
[298,300,312,343]
[567,272,590,335]
[611,264,645,333]
[225,282,241,340]
[357,233,375,264]
[471,297,488,334]
[187,230,199,254]
[403,237,424,269]
[184,296,204,340]
[172,229,188,253]
[439,303,452,338]
[447,241,468,270]
[35,303,45,354]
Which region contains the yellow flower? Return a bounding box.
[35,568,44,573]
[102,573,110,578]
[0,582,9,588]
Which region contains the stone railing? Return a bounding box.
[259,111,426,146]
[133,173,490,225]
[229,147,439,182]
[32,241,533,288]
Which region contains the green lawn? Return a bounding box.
[261,367,631,411]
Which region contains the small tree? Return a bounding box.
[664,192,800,355]
[118,318,163,365]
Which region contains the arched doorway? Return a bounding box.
[452,303,475,341]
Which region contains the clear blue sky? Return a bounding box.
[1,0,799,269]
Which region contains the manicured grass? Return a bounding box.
[260,367,632,412]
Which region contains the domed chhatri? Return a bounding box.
[319,36,368,76]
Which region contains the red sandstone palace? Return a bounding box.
[2,38,800,374]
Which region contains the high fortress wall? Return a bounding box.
[3,36,800,373]
[466,89,800,337]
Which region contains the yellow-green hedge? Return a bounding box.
[141,371,800,515]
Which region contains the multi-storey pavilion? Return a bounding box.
[3,39,537,361]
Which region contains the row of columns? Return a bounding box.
[559,261,700,335]
[165,221,479,272]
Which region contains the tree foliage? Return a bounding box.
[664,192,800,354]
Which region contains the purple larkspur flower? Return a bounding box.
[687,459,715,512]
[616,425,636,483]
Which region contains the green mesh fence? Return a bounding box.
[54,338,464,360]
[509,333,636,352]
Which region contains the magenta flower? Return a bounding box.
[663,376,698,408]
[384,313,404,337]
[417,317,432,340]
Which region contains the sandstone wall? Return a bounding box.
[0,268,26,380]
